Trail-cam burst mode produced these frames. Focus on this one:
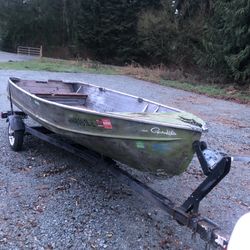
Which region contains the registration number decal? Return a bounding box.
[96,118,113,129]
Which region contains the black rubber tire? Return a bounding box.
[8,123,24,151]
[200,141,207,151]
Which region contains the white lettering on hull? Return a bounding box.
[150,127,177,136]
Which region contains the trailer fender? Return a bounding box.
[8,115,25,131]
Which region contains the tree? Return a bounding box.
[0,0,75,50]
[137,0,209,65]
[0,0,161,62]
[197,0,250,83]
[76,0,160,63]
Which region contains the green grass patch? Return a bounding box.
[0,58,118,75]
[161,79,250,104]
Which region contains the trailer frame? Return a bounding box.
[1,111,231,249]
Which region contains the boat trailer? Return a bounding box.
[1,111,233,249]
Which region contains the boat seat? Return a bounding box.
[35,92,88,106]
[142,103,149,112]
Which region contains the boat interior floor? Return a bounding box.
[13,78,176,114]
[17,79,88,106]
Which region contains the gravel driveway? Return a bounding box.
[0,51,37,62]
[0,68,249,250]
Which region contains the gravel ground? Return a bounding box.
[0,51,36,62]
[0,59,249,249]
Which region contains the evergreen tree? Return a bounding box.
[198,0,250,83]
[76,0,160,63]
[0,0,248,85]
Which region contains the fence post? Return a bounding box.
[40,45,43,58]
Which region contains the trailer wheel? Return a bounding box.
[8,123,24,151]
[200,141,207,151]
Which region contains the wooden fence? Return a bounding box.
[17,45,43,57]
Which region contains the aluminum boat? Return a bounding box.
[8,77,207,175]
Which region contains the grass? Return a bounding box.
[0,58,249,103]
[0,58,118,75]
[160,80,250,103]
[120,63,250,104]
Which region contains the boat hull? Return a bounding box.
[8,79,202,176]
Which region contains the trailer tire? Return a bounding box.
[200,141,207,151]
[8,123,24,151]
